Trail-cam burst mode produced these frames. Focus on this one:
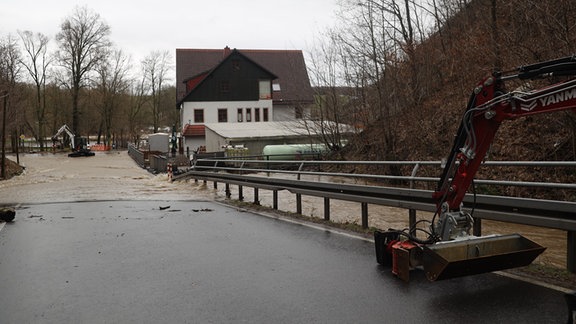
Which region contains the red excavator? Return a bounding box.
[374,55,576,281]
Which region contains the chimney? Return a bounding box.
[223,46,231,58]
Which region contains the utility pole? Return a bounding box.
[1,92,8,179]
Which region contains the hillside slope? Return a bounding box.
[347,0,576,199]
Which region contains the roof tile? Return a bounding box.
[176,48,314,105]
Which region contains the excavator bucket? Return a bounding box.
[422,234,545,281]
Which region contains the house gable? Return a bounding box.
[178,49,277,105]
[176,47,314,106]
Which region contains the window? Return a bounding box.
[232,59,240,72]
[272,83,281,91]
[246,108,251,122]
[194,109,204,123]
[259,80,271,99]
[218,109,228,122]
[263,108,269,122]
[254,108,260,122]
[237,108,243,122]
[220,80,230,93]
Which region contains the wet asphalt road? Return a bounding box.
[0,200,568,323]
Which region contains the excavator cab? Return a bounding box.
[68,137,95,157]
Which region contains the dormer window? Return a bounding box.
[232,59,240,72]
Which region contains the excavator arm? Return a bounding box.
[52,124,76,149]
[433,56,576,240]
[375,55,576,281]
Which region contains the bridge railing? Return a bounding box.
[175,157,576,272]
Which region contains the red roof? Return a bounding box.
[184,71,210,93]
[176,47,314,105]
[182,124,205,137]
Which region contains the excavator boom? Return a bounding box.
[375,55,576,281]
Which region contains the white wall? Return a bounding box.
[271,105,312,121]
[181,100,273,125]
[205,128,227,152]
[182,137,204,155]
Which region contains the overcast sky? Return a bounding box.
[1,0,338,69]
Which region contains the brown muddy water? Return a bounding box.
[0,151,568,269]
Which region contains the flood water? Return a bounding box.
[0,151,568,269]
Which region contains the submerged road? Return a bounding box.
[0,200,568,323]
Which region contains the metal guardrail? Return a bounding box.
[150,155,167,173]
[190,158,576,189]
[176,157,576,272]
[127,144,145,167]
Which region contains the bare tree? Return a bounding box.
[142,50,172,133]
[127,71,150,146]
[55,6,111,136]
[18,31,51,150]
[308,30,363,156]
[95,49,131,147]
[333,0,401,162]
[0,35,22,177]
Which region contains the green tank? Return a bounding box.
[262,144,327,160]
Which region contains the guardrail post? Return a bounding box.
[297,163,304,180]
[296,193,302,214]
[324,198,330,221]
[273,190,278,209]
[225,183,231,198]
[238,185,244,201]
[253,188,260,205]
[473,217,482,236]
[568,231,575,273]
[409,209,416,236]
[361,203,368,229]
[566,291,576,324]
[409,163,420,234]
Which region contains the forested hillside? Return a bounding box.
[396,0,576,162]
[311,0,576,199]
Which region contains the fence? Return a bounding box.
[127,144,145,167]
[128,143,191,173]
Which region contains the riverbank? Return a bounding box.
[0,157,24,180]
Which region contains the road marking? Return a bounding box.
[495,271,573,293]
